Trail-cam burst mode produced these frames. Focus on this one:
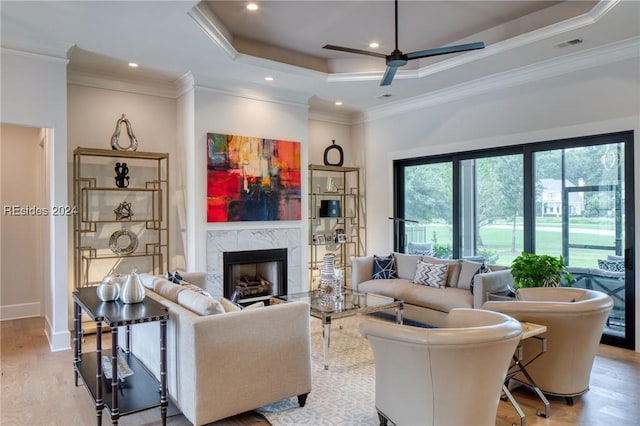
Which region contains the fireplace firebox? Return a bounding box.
[223,248,288,305]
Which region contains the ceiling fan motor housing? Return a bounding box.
[386,51,408,67]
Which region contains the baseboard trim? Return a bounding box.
[0,302,40,321]
[45,317,71,352]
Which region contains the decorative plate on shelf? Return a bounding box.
[109,229,138,255]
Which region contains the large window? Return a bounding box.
[394,131,635,349]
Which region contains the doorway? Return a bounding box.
[0,124,47,320]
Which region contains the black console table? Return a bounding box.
[73,288,168,425]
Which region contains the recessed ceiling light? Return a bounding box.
[369,42,380,49]
[247,3,258,11]
[376,94,392,99]
[128,62,139,68]
[335,101,343,106]
[264,76,274,81]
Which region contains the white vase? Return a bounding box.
[120,269,145,304]
[320,254,338,300]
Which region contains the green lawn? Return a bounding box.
[409,219,619,267]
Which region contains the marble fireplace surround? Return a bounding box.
[206,228,303,299]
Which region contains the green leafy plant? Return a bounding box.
[510,252,572,289]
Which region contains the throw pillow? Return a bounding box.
[598,259,624,272]
[181,282,213,298]
[413,261,448,288]
[244,301,266,310]
[457,260,482,291]
[373,254,398,279]
[138,273,158,289]
[153,279,185,303]
[420,256,462,287]
[220,296,241,312]
[177,289,225,316]
[166,270,184,284]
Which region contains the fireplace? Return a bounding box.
[223,248,288,304]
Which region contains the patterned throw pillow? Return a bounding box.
[167,270,184,284]
[373,254,398,279]
[598,259,624,272]
[413,261,448,288]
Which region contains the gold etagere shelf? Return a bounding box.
[73,147,169,289]
[308,164,361,289]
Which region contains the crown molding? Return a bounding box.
[308,110,353,126]
[193,83,311,110]
[175,72,196,98]
[363,36,640,123]
[1,47,69,64]
[67,69,178,99]
[188,3,237,60]
[327,0,621,84]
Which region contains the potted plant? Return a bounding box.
[510,251,572,289]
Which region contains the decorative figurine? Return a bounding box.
[114,201,133,220]
[323,139,344,167]
[114,162,129,188]
[96,276,122,302]
[110,113,139,151]
[120,269,145,304]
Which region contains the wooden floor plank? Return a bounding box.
[2,317,639,425]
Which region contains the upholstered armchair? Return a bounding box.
[359,308,522,426]
[483,287,613,404]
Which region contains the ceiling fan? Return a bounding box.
[323,0,485,86]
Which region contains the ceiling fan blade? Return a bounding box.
[380,66,398,86]
[405,42,485,60]
[323,44,387,59]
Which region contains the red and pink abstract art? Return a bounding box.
[207,133,301,222]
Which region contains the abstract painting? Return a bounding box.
[207,133,301,222]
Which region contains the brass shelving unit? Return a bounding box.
[73,147,169,289]
[308,164,361,289]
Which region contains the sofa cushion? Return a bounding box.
[598,259,624,272]
[153,279,186,302]
[413,261,448,288]
[421,256,462,287]
[373,254,398,279]
[457,260,483,291]
[394,253,423,280]
[219,297,265,312]
[138,273,159,289]
[358,279,473,313]
[220,297,242,312]
[177,289,225,316]
[244,301,266,310]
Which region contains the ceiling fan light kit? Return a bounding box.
[323,0,485,86]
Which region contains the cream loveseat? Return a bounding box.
[352,253,511,327]
[128,273,312,426]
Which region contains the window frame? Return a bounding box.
[393,130,635,349]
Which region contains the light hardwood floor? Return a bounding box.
[2,317,639,425]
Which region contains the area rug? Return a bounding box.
[257,315,379,425]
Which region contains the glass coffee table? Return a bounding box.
[275,288,403,370]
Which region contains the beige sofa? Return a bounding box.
[352,253,511,326]
[359,308,522,426]
[128,273,312,426]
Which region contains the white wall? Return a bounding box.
[361,57,640,350]
[185,84,310,285]
[0,125,44,319]
[0,48,69,351]
[308,115,353,166]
